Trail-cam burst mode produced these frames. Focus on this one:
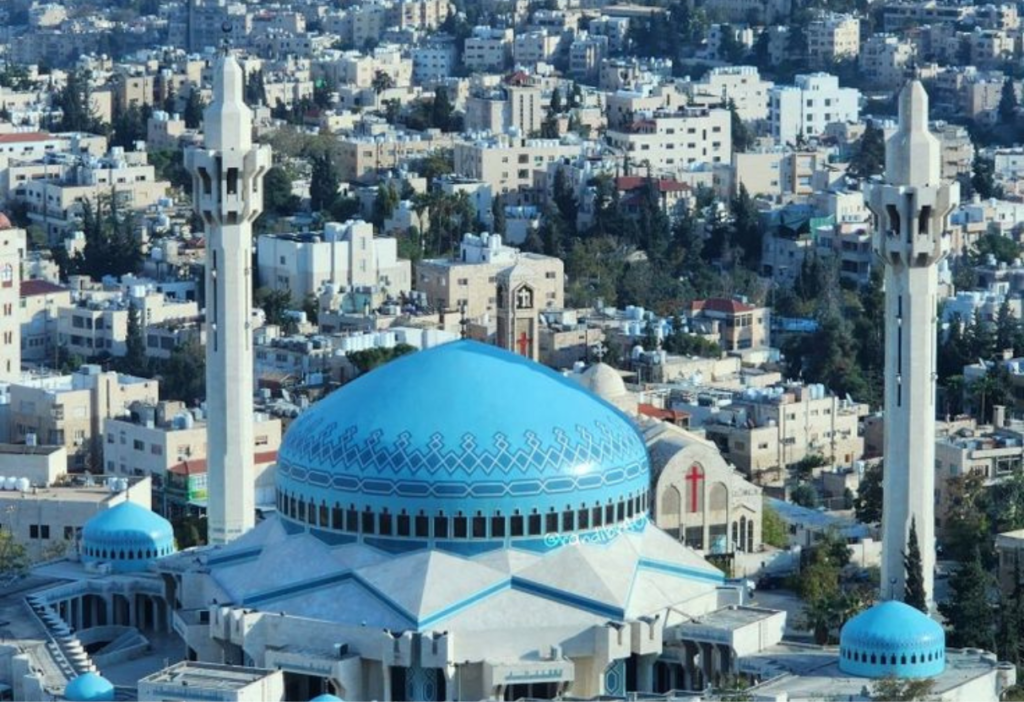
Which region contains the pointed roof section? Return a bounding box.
[205,51,252,152]
[886,80,940,188]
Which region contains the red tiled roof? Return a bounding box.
[20,279,68,297]
[638,403,689,421]
[691,297,755,314]
[0,132,52,144]
[168,450,278,476]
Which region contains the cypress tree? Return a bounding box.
[124,303,148,377]
[939,546,995,650]
[904,517,927,613]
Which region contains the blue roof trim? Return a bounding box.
[207,546,264,566]
[637,558,725,584]
[417,579,512,629]
[310,529,359,547]
[434,539,505,557]
[511,577,624,620]
[364,537,429,555]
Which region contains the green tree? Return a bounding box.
[996,298,1018,354]
[848,122,886,179]
[762,500,788,548]
[416,149,454,182]
[996,560,1024,665]
[0,530,29,584]
[791,483,819,508]
[123,303,148,377]
[730,184,762,268]
[262,166,300,217]
[183,88,205,129]
[939,546,996,650]
[55,69,99,133]
[972,155,1003,200]
[870,676,936,701]
[1000,77,1019,125]
[110,102,151,149]
[730,100,754,153]
[347,343,416,374]
[854,462,883,525]
[309,153,340,213]
[430,87,455,131]
[254,287,293,327]
[491,197,506,235]
[158,341,205,406]
[372,182,399,228]
[372,70,395,97]
[550,86,563,114]
[903,517,927,613]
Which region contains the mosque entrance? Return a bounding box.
[282,671,333,701]
[504,682,558,700]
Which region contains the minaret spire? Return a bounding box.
[866,78,959,610]
[184,47,271,545]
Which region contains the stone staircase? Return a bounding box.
[25,593,99,678]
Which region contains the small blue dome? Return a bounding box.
[64,672,115,701]
[82,502,175,573]
[310,695,344,702]
[839,601,946,678]
[276,341,650,546]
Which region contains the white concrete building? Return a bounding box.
[604,108,732,175]
[685,66,774,122]
[256,221,412,301]
[769,73,860,144]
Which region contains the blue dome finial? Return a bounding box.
[839,601,945,678]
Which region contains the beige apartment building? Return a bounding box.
[338,129,454,181]
[452,134,581,194]
[57,291,199,360]
[415,232,563,319]
[807,13,860,68]
[604,108,732,176]
[0,475,151,561]
[21,279,71,367]
[464,27,514,72]
[465,83,544,136]
[687,297,770,352]
[103,400,281,488]
[8,366,159,471]
[701,384,869,483]
[605,85,686,129]
[685,66,773,123]
[859,34,916,89]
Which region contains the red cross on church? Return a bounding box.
[686,464,705,513]
[517,331,531,356]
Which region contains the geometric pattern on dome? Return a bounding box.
[280,455,645,499]
[279,416,646,481]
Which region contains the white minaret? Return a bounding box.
[867,80,958,608]
[185,46,271,544]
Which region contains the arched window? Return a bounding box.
[911,655,917,664]
[870,654,876,664]
[545,508,558,534]
[901,655,907,665]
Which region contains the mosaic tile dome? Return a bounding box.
[275,341,651,548]
[839,601,946,679]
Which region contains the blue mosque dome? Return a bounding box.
[309,695,344,702]
[64,672,115,701]
[81,501,176,573]
[839,601,946,679]
[276,341,650,549]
